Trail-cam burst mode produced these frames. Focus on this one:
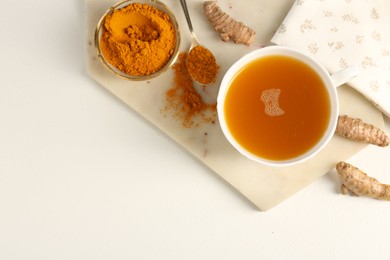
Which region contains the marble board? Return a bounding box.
[85,0,384,210]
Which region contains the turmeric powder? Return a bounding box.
[336,115,389,147]
[100,3,176,76]
[163,53,216,127]
[203,1,256,46]
[336,161,390,201]
[186,45,218,84]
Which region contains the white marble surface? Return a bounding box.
[1,0,390,259]
[87,0,383,210]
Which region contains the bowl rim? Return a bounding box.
[94,0,181,81]
[217,46,340,167]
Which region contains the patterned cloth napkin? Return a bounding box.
[271,0,390,117]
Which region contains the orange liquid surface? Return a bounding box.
[224,55,331,161]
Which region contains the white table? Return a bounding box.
[1,0,390,259]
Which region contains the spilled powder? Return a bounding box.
[162,52,216,128]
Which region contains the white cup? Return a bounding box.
[217,46,359,167]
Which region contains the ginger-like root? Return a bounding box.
[336,161,390,201]
[203,1,256,46]
[336,115,389,147]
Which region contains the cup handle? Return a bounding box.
[331,65,359,87]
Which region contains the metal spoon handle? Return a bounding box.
[179,0,197,40]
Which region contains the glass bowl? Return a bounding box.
[94,0,181,81]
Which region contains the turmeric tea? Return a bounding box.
[224,55,330,161]
[100,3,176,76]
